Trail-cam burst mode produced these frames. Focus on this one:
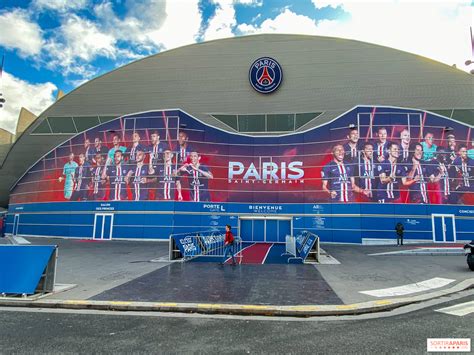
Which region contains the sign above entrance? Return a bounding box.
[249,57,283,94]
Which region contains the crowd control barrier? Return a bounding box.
[282,235,303,263]
[0,245,58,296]
[284,231,319,264]
[169,230,243,263]
[296,231,320,263]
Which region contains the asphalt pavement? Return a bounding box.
[1,290,473,354]
[1,237,474,316]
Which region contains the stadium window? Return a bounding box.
[295,112,322,129]
[99,116,117,123]
[73,116,100,133]
[451,109,474,125]
[31,120,52,134]
[212,115,238,130]
[238,115,265,132]
[266,114,295,132]
[428,109,453,118]
[47,117,77,134]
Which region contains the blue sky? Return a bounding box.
[0,0,472,133]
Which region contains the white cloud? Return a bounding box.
[204,0,237,41]
[60,16,116,61]
[235,0,263,5]
[237,9,318,35]
[33,0,89,12]
[314,1,473,71]
[42,15,116,77]
[0,9,43,57]
[311,0,344,9]
[94,0,201,51]
[146,0,202,49]
[0,72,56,134]
[239,1,473,71]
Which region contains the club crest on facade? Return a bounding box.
[249,57,283,94]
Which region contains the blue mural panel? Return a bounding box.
[7,106,474,243]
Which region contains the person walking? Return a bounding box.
[222,225,236,265]
[395,222,404,246]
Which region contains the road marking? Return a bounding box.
[368,248,464,256]
[360,277,455,297]
[435,300,474,316]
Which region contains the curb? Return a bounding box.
[1,279,473,317]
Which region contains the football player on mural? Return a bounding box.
[454,145,474,196]
[125,149,154,201]
[177,151,213,202]
[402,142,443,204]
[468,139,474,160]
[373,127,391,163]
[421,132,438,161]
[358,142,377,202]
[70,153,91,201]
[176,131,194,164]
[376,143,407,203]
[445,134,458,165]
[153,149,182,201]
[58,152,78,200]
[91,154,107,200]
[127,131,146,164]
[91,137,107,165]
[343,127,361,165]
[83,138,94,163]
[105,150,130,201]
[106,133,127,167]
[147,130,168,166]
[321,144,369,202]
[435,149,457,204]
[399,128,412,164]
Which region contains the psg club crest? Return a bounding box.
[249,57,283,94]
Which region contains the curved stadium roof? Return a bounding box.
[0,34,473,207]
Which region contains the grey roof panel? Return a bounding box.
[1,34,473,207]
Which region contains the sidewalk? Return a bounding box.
[1,237,473,316]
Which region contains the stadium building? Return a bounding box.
[2,34,473,244]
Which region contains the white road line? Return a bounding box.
[368,248,464,256]
[360,277,455,297]
[11,236,31,245]
[435,300,474,317]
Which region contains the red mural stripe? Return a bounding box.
[365,106,377,141]
[162,111,173,151]
[235,243,273,264]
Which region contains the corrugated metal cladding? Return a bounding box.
[0,34,473,207]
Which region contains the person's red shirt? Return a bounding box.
[225,230,234,244]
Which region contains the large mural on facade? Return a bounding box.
[11,106,473,206]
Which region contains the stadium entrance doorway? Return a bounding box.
[12,214,20,236]
[239,216,291,243]
[93,213,114,240]
[431,214,456,243]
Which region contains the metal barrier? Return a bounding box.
[295,230,320,263]
[278,231,320,264]
[169,230,243,263]
[0,245,58,296]
[281,235,303,263]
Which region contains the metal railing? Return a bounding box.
[169,229,243,263]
